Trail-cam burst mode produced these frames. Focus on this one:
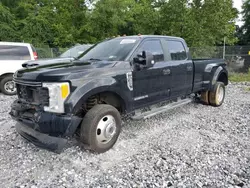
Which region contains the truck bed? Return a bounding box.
[192,58,226,92]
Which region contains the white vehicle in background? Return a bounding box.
[0,42,38,95]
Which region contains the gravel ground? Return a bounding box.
[0,83,250,188]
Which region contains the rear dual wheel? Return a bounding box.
[208,82,225,107]
[80,104,121,153]
[200,82,225,107]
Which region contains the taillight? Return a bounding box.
[33,52,38,60]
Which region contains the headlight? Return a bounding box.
[42,82,70,113]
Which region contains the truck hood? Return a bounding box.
[22,57,74,68]
[15,60,125,82]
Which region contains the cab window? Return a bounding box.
[166,40,187,60]
[137,40,164,62]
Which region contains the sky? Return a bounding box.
[233,0,244,26]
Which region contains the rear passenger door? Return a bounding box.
[165,40,193,98]
[132,39,172,108]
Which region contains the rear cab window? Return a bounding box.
[166,40,187,61]
[0,45,32,60]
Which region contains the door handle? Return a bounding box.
[163,69,171,75]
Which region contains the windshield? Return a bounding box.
[60,45,92,58]
[78,38,139,61]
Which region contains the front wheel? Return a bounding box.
[0,76,17,95]
[80,104,121,153]
[209,82,225,107]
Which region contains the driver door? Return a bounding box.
[132,39,172,109]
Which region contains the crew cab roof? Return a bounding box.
[112,35,184,41]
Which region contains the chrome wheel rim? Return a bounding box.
[217,86,224,103]
[4,81,16,93]
[96,115,117,145]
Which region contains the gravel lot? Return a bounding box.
[0,83,249,188]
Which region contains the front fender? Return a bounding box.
[64,77,132,114]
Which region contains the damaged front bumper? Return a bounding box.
[10,100,82,153]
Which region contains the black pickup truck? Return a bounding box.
[10,35,228,153]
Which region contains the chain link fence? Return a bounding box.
[190,46,250,73]
[36,48,68,59]
[35,44,93,59]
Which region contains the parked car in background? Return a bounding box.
[0,42,37,95]
[226,55,245,73]
[22,44,93,68]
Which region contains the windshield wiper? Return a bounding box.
[88,58,103,61]
[72,58,103,64]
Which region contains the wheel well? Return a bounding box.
[75,91,125,117]
[0,73,14,81]
[99,92,125,111]
[217,72,228,86]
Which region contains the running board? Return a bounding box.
[131,98,193,120]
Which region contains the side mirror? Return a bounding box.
[143,51,154,68]
[133,51,154,69]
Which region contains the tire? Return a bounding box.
[208,82,225,107]
[0,75,17,95]
[80,104,121,153]
[200,91,209,105]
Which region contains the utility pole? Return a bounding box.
[223,37,226,59]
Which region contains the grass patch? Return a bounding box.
[229,69,250,82]
[245,87,250,92]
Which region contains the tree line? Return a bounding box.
[237,0,250,45]
[0,0,240,48]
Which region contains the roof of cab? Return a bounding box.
[114,35,184,40]
[107,35,185,43]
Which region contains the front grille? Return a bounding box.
[13,78,42,87]
[16,83,49,107]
